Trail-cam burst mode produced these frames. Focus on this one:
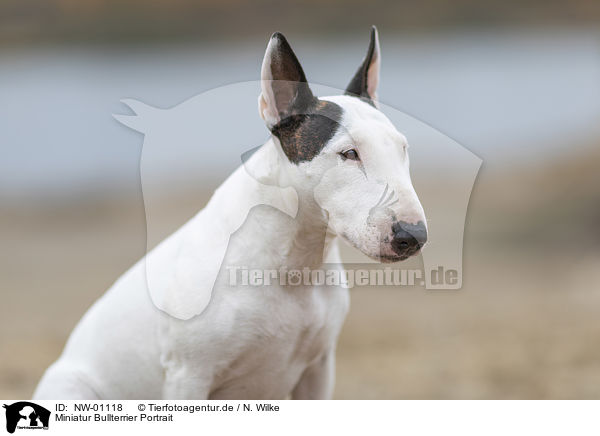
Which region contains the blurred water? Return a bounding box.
[1,29,599,198]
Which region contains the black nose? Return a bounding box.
[391,221,427,256]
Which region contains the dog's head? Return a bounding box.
[258,27,427,262]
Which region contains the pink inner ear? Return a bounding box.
[345,26,381,103]
[259,87,279,127]
[366,33,380,102]
[259,33,314,127]
[272,80,298,116]
[366,56,380,102]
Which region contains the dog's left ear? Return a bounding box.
[259,32,316,129]
[345,26,381,106]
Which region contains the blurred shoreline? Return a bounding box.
[2,0,600,47]
[2,29,599,199]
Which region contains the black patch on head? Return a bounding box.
[270,99,343,164]
[262,32,343,164]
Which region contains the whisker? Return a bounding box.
[374,185,388,208]
[383,190,394,205]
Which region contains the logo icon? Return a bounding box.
[3,402,50,434]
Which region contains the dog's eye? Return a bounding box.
[340,149,360,161]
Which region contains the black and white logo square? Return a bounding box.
[3,402,50,434]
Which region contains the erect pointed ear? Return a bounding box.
[345,26,381,106]
[258,32,316,129]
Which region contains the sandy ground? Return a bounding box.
[1,147,599,399]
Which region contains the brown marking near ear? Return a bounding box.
[271,99,343,164]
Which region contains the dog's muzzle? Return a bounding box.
[390,221,427,258]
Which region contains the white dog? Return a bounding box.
[34,27,427,400]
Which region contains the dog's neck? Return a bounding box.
[215,138,335,271]
[281,195,332,270]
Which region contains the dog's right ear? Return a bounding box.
[258,32,316,129]
[345,26,380,106]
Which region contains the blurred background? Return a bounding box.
[1,0,599,399]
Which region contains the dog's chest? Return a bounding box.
[157,201,349,399]
[203,284,348,399]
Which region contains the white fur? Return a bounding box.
[33,138,349,399]
[312,95,425,261]
[34,35,425,400]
